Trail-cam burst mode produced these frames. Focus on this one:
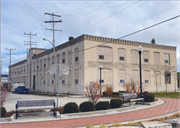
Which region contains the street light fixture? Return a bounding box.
[43,38,56,93]
[138,45,143,98]
[99,64,102,95]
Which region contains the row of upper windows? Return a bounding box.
[11,54,79,74]
[98,52,170,65]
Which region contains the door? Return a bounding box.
[33,75,36,90]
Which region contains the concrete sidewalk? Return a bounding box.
[0,98,180,128]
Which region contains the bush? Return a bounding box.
[1,107,6,117]
[112,92,120,96]
[143,93,155,102]
[79,101,94,112]
[110,99,122,108]
[95,101,110,110]
[64,102,78,113]
[104,85,113,96]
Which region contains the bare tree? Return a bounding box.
[84,81,103,105]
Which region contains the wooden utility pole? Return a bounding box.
[6,48,15,91]
[44,13,62,94]
[24,32,37,91]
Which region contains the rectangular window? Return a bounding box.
[99,79,104,83]
[52,80,54,84]
[37,66,39,69]
[62,59,65,63]
[145,80,149,83]
[120,80,125,83]
[144,59,148,62]
[75,57,78,62]
[165,74,171,83]
[44,81,46,84]
[120,56,124,61]
[62,80,65,84]
[165,60,169,64]
[75,79,78,84]
[52,62,54,64]
[164,53,170,65]
[99,55,104,60]
[44,64,46,67]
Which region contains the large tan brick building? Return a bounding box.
[10,34,177,94]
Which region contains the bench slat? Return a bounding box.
[17,107,54,111]
[130,98,144,101]
[17,100,54,107]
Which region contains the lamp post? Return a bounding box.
[99,64,102,95]
[138,45,143,98]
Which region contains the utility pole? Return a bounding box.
[44,13,62,95]
[24,32,37,91]
[6,48,15,91]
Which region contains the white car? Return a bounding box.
[11,83,25,92]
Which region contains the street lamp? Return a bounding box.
[138,45,143,98]
[43,38,56,93]
[99,64,102,95]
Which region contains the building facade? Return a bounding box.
[10,34,177,94]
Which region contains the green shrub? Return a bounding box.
[143,93,155,102]
[95,101,110,110]
[64,102,78,113]
[79,101,94,112]
[110,99,122,108]
[1,107,6,117]
[112,92,120,96]
[86,124,94,128]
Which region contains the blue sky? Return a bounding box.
[1,0,180,74]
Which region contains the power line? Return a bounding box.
[119,14,180,39]
[1,19,25,32]
[22,0,47,20]
[10,0,43,21]
[5,13,180,67]
[55,0,141,42]
[39,0,51,13]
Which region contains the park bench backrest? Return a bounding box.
[121,93,137,100]
[17,99,55,107]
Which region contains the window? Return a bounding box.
[165,72,171,83]
[145,80,149,83]
[62,80,65,84]
[44,81,46,84]
[75,79,78,84]
[75,57,78,62]
[62,59,65,63]
[52,80,54,84]
[120,79,125,83]
[44,64,46,67]
[164,53,170,65]
[37,66,39,69]
[52,62,54,64]
[120,57,124,61]
[165,60,169,64]
[99,55,104,60]
[144,59,148,62]
[99,79,104,83]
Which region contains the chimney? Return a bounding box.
[69,36,74,41]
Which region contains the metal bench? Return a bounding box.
[121,93,144,106]
[15,99,56,119]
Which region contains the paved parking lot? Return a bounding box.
[4,92,111,111]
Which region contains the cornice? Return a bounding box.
[83,34,176,51]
